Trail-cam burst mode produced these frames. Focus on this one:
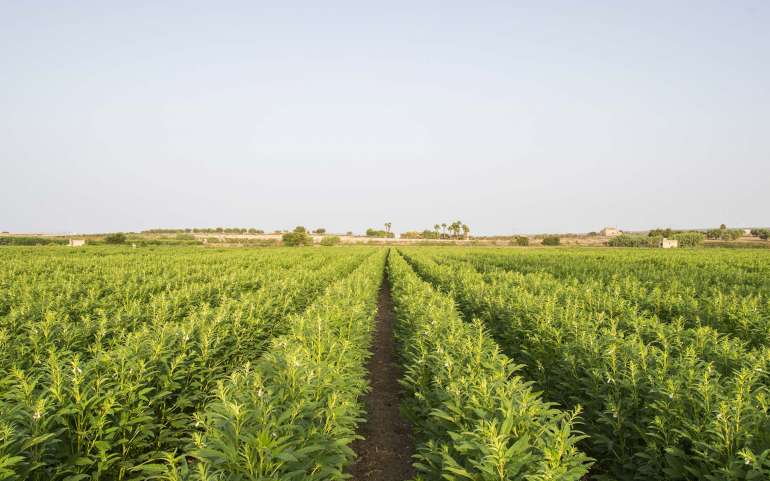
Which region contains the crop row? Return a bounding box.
[0,248,371,480]
[437,248,770,347]
[387,250,592,480]
[0,248,340,372]
[155,248,388,480]
[401,248,770,480]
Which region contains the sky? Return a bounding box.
[1,1,768,235]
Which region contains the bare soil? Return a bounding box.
[348,277,415,481]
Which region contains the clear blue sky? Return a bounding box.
[1,1,768,235]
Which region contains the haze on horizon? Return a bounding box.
[1,1,768,236]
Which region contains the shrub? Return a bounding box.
[672,231,705,247]
[0,236,67,246]
[649,228,674,238]
[365,228,394,238]
[541,236,560,246]
[706,229,722,240]
[510,236,529,246]
[721,229,743,241]
[313,228,326,234]
[608,234,661,247]
[104,232,127,244]
[282,231,312,246]
[293,226,307,233]
[319,236,340,246]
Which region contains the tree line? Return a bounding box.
[399,221,471,240]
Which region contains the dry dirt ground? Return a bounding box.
[347,277,416,481]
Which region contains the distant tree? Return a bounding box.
[320,235,340,246]
[422,229,439,239]
[706,229,722,240]
[512,236,529,246]
[441,223,447,236]
[541,236,560,246]
[314,228,326,234]
[384,222,392,233]
[346,231,353,236]
[293,226,307,233]
[649,228,674,238]
[434,224,441,236]
[282,231,312,246]
[366,228,394,238]
[720,224,727,230]
[462,224,470,239]
[104,232,127,244]
[671,232,705,247]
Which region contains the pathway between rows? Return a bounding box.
[348,275,415,481]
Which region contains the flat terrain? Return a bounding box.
[1,245,769,480]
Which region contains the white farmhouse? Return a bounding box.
[660,238,678,249]
[68,239,86,247]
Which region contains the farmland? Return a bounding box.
[1,245,770,480]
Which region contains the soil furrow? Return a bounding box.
[348,275,415,481]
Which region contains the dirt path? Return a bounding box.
[348,276,415,481]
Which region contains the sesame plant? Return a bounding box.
[0,247,372,480]
[158,248,387,479]
[388,250,592,480]
[401,248,770,480]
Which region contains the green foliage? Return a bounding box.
[104,232,127,244]
[282,231,312,246]
[0,236,67,246]
[754,228,770,240]
[365,228,394,238]
[293,226,307,233]
[510,236,529,246]
[319,235,340,246]
[388,251,592,479]
[671,231,705,247]
[541,236,560,246]
[608,234,661,247]
[164,250,387,479]
[649,228,674,237]
[708,228,744,241]
[0,247,372,480]
[400,247,770,480]
[313,228,326,234]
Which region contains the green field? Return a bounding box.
[1,246,769,480]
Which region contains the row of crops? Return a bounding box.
[400,247,770,480]
[1,245,769,480]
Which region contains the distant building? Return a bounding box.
[600,227,621,237]
[660,238,678,249]
[68,239,86,247]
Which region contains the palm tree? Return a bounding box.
[462,224,470,239]
[441,223,447,237]
[450,221,461,238]
[434,224,440,237]
[384,222,392,233]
